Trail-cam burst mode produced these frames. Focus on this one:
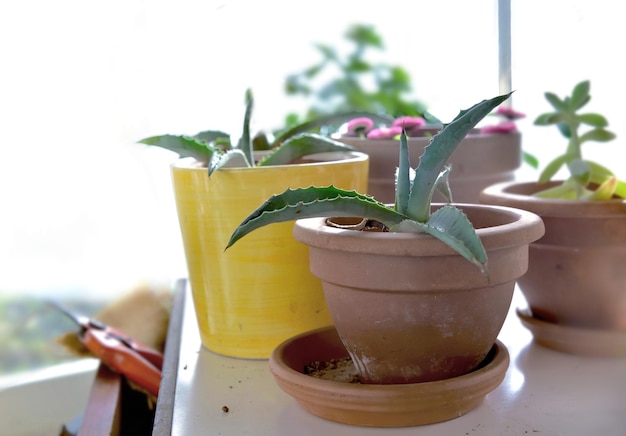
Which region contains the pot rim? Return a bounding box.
[170,151,369,172]
[293,202,544,256]
[336,130,520,145]
[481,180,626,217]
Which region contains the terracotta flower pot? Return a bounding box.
[339,131,521,204]
[171,151,369,359]
[480,181,626,356]
[292,203,544,384]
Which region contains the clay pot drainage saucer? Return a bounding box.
[517,308,626,357]
[269,326,509,428]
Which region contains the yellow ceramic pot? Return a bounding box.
[171,151,369,358]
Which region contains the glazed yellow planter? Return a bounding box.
[171,152,369,358]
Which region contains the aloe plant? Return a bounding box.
[533,80,626,200]
[138,88,393,175]
[226,93,513,273]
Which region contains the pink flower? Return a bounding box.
[480,121,518,134]
[496,105,526,120]
[366,126,403,139]
[391,116,426,130]
[345,117,374,137]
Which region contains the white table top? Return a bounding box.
[167,284,626,435]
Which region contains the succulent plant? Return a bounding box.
[137,88,392,175]
[533,80,626,200]
[226,93,513,274]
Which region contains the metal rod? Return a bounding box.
[498,0,512,105]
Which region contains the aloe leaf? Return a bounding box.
[395,131,411,214]
[434,166,453,203]
[138,134,215,162]
[226,186,406,249]
[236,89,254,165]
[272,111,395,146]
[408,93,512,222]
[391,205,487,272]
[208,149,251,176]
[193,130,231,146]
[258,133,357,166]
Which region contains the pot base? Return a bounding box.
[269,326,509,428]
[517,308,626,357]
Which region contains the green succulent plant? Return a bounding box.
[227,93,513,274]
[533,80,626,200]
[138,88,392,175]
[283,23,439,127]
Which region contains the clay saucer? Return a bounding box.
[269,326,509,428]
[517,308,626,357]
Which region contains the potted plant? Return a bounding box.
[336,107,527,204]
[283,23,527,205]
[480,80,626,357]
[138,89,374,359]
[226,93,544,426]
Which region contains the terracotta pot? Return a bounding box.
[480,181,626,354]
[339,131,521,204]
[171,151,369,359]
[292,204,544,384]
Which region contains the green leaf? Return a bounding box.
[577,113,608,128]
[208,149,251,176]
[345,24,383,48]
[523,151,540,169]
[583,176,617,200]
[538,153,572,183]
[579,128,616,144]
[569,80,590,111]
[193,130,231,146]
[395,131,411,214]
[586,160,614,177]
[533,178,581,199]
[138,134,215,162]
[434,166,454,203]
[225,186,405,249]
[391,205,487,272]
[544,92,567,111]
[407,92,512,221]
[258,133,357,166]
[236,89,254,165]
[315,43,338,61]
[533,112,567,126]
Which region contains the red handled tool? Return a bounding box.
[50,301,164,397]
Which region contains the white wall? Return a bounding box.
[0,0,623,299]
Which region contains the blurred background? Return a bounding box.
[1,0,625,377]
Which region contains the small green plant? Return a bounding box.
[227,93,512,274]
[138,89,392,175]
[533,80,626,200]
[283,24,439,127]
